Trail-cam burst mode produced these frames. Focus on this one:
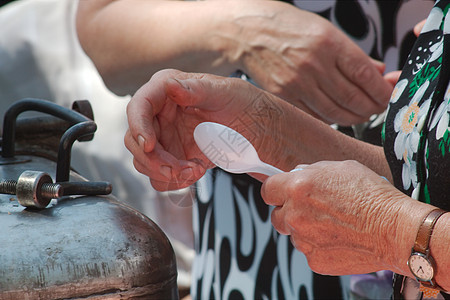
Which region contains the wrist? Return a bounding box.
[382,198,428,274]
[389,201,449,291]
[429,212,450,291]
[250,93,304,171]
[203,1,253,74]
[207,0,294,75]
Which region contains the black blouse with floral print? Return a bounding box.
[383,1,450,299]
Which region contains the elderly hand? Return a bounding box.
[224,1,393,126]
[125,69,288,191]
[261,160,414,275]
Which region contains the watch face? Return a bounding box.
[408,253,434,281]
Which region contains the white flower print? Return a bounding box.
[421,7,444,34]
[393,80,431,190]
[402,159,418,192]
[390,79,408,103]
[428,38,443,63]
[444,4,450,34]
[429,83,450,140]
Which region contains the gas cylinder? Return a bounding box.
[0,99,179,299]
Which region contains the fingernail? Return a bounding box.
[172,78,189,90]
[137,135,146,150]
[160,166,172,179]
[290,168,303,172]
[180,167,194,180]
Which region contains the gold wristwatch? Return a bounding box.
[407,208,446,291]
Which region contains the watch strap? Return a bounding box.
[412,208,447,292]
[413,209,446,253]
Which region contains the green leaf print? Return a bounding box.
[423,183,431,204]
[409,60,442,98]
[439,139,445,156]
[438,130,450,157]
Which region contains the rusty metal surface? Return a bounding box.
[0,156,178,299]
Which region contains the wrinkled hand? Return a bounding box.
[224,1,393,126]
[125,69,281,191]
[261,160,407,275]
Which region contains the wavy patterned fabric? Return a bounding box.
[191,1,435,299]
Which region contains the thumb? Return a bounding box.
[126,69,197,153]
[126,81,163,153]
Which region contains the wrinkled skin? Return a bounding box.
[228,2,393,126]
[125,69,450,290]
[261,160,408,275]
[77,0,393,125]
[125,69,287,191]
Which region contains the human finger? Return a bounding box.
[150,161,206,191]
[301,84,366,126]
[126,70,181,153]
[317,67,386,122]
[126,68,217,151]
[384,71,402,88]
[336,38,392,110]
[133,157,202,191]
[125,129,182,179]
[414,19,427,37]
[370,58,386,75]
[260,172,294,207]
[131,145,206,191]
[245,54,366,125]
[238,52,327,121]
[270,206,291,235]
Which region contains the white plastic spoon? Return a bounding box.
[193,122,283,176]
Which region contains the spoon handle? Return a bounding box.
[252,162,284,176]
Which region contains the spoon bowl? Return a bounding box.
[193,122,283,176]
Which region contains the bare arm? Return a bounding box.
[76,0,237,95]
[251,93,392,181]
[77,0,393,126]
[124,69,392,192]
[123,70,450,289]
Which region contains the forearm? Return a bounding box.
[76,0,241,95]
[249,92,392,180]
[255,95,449,289]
